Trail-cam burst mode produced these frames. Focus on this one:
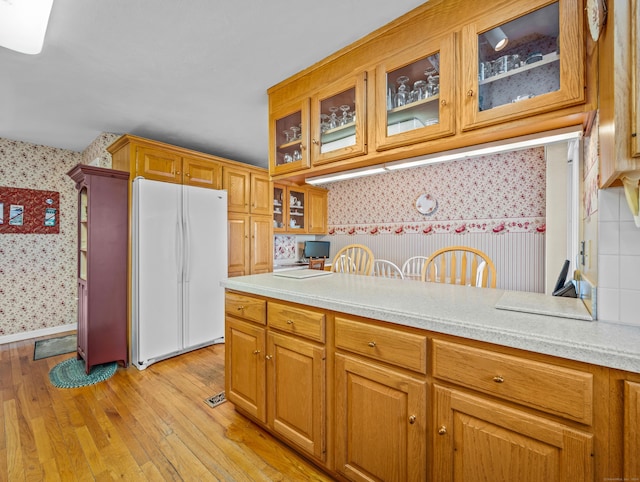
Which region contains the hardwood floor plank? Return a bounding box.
[0,336,334,481]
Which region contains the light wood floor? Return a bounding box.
[0,332,335,481]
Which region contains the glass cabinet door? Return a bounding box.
[461,0,584,131]
[273,184,286,232]
[287,188,306,232]
[270,99,311,175]
[311,72,367,165]
[376,34,455,151]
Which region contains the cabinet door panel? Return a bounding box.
[225,317,266,422]
[250,215,273,274]
[625,381,640,480]
[227,214,249,277]
[335,354,427,482]
[433,385,593,482]
[184,157,221,189]
[136,146,181,183]
[306,187,328,234]
[376,33,456,151]
[250,173,273,215]
[223,167,250,213]
[267,331,326,460]
[460,0,584,131]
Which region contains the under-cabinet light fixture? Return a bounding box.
[0,0,55,54]
[306,167,388,185]
[304,126,583,185]
[485,26,509,52]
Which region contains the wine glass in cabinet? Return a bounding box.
[460,0,584,131]
[376,33,456,151]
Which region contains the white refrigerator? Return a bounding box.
[132,178,227,369]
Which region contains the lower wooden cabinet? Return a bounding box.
[267,331,326,460]
[433,385,593,482]
[625,381,640,480]
[225,316,266,422]
[334,353,427,482]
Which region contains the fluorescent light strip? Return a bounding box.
[305,127,583,185]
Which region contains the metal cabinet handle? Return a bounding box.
[493,375,504,383]
[252,349,260,355]
[367,341,376,348]
[441,99,447,106]
[466,89,474,97]
[265,355,273,360]
[237,306,244,311]
[185,172,191,177]
[409,415,416,425]
[312,139,319,145]
[438,426,447,435]
[286,320,294,325]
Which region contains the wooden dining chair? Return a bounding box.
[308,257,326,270]
[420,246,496,288]
[331,244,374,275]
[401,256,429,281]
[372,259,404,279]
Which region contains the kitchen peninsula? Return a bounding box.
[223,273,640,481]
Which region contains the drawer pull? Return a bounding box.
[237,306,244,311]
[265,355,273,360]
[438,426,447,435]
[286,320,294,325]
[367,341,376,348]
[409,415,416,425]
[493,375,505,383]
[252,350,260,355]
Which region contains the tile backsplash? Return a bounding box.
[597,187,640,326]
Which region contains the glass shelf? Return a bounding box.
[479,52,559,86]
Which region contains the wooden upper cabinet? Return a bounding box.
[270,99,311,176]
[250,172,272,215]
[224,166,251,213]
[306,187,328,234]
[310,72,367,165]
[183,156,222,189]
[376,33,456,151]
[460,0,584,131]
[136,146,182,184]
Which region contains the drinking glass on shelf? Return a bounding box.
[387,83,396,110]
[412,80,427,102]
[293,149,302,161]
[282,129,292,143]
[339,105,351,125]
[283,153,293,163]
[320,113,331,133]
[394,75,410,107]
[427,74,440,96]
[290,126,300,142]
[328,106,340,129]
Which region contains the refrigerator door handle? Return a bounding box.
[175,216,184,282]
[183,214,192,282]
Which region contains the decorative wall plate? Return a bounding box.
[586,0,607,42]
[415,193,438,215]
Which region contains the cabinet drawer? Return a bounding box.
[432,339,593,424]
[335,317,427,374]
[268,302,325,342]
[225,292,266,325]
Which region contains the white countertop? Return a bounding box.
[221,272,640,373]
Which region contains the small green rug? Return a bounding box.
[34,334,77,360]
[49,358,117,389]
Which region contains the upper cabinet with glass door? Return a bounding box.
[460,0,584,131]
[311,73,367,166]
[270,99,311,176]
[376,34,456,151]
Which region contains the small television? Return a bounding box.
[303,240,330,260]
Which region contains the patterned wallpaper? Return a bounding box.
[0,133,123,338]
[326,147,546,235]
[0,138,82,336]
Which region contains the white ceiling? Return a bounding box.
[1,0,426,169]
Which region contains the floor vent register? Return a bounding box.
[204,391,226,408]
